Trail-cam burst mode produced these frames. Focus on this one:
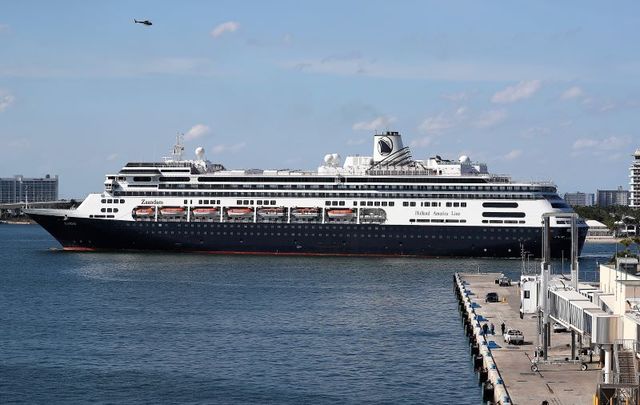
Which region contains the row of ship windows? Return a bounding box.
[113,191,548,200]
[404,201,468,208]
[482,220,526,224]
[125,222,537,233]
[127,228,533,241]
[410,219,467,223]
[155,183,555,192]
[100,208,119,213]
[101,198,125,204]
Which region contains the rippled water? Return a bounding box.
[0,225,617,404]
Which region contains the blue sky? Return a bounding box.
[1,1,638,197]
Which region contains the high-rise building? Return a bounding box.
[564,192,595,207]
[596,186,629,207]
[631,148,640,208]
[0,175,58,204]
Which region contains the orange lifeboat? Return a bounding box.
[134,207,155,217]
[227,207,253,217]
[192,207,219,216]
[327,209,354,219]
[160,206,186,216]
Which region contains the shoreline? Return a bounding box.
[585,237,623,244]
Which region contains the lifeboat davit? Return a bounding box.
[327,209,354,219]
[134,207,155,216]
[257,207,285,218]
[227,207,253,217]
[160,207,186,216]
[192,207,219,216]
[292,207,320,218]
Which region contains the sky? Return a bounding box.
[1,1,639,198]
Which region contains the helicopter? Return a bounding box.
[134,19,152,26]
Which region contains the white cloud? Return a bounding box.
[286,58,566,82]
[572,136,631,151]
[184,124,210,141]
[0,90,14,112]
[418,113,456,134]
[560,86,584,100]
[212,142,246,154]
[503,149,522,160]
[211,21,240,38]
[441,91,469,102]
[491,80,541,103]
[409,136,433,148]
[352,115,396,131]
[473,110,507,128]
[347,138,366,146]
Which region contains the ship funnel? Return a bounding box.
[373,131,404,163]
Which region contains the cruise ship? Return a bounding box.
[26,131,587,258]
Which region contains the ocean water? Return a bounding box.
[0,225,617,404]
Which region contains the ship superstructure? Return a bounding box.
[27,131,587,257]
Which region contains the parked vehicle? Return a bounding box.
[498,276,512,286]
[485,292,499,303]
[504,329,524,345]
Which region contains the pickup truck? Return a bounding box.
[504,329,524,345]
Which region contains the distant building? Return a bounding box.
[596,186,629,207]
[631,148,640,208]
[0,175,58,204]
[564,192,595,207]
[585,219,612,239]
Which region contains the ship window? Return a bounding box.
[389,202,394,207]
[184,200,188,204]
[101,208,106,212]
[133,177,152,182]
[339,201,345,206]
[257,200,262,205]
[114,208,118,213]
[374,202,380,206]
[101,199,106,203]
[270,200,276,205]
[403,202,409,207]
[382,202,387,206]
[482,202,518,208]
[410,202,416,207]
[453,202,459,207]
[482,212,525,218]
[107,199,113,203]
[446,202,452,207]
[461,202,467,207]
[243,200,249,205]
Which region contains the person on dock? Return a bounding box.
[490,323,495,335]
[482,323,489,335]
[500,322,505,335]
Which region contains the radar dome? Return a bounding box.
[195,147,205,160]
[324,154,332,164]
[459,155,470,163]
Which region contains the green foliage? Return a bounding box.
[572,205,640,229]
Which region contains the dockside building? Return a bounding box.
[0,175,59,204]
[631,148,640,208]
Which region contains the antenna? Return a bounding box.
[172,133,185,161]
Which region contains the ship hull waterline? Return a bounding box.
[28,213,587,259]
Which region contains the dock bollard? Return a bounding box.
[482,381,494,402]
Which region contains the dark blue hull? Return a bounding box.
[28,214,587,258]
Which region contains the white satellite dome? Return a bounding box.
[459,155,470,163]
[195,147,205,160]
[324,154,332,164]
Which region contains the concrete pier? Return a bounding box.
[455,272,601,404]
